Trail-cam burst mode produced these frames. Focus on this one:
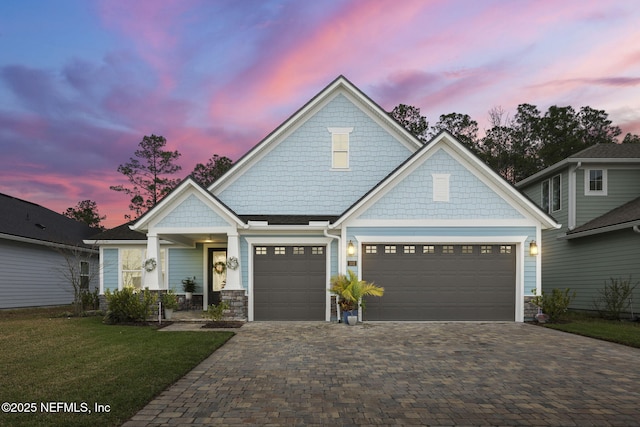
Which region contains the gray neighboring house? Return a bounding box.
[517,144,640,314]
[0,193,100,309]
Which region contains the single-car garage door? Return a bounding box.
[253,245,326,320]
[362,244,516,321]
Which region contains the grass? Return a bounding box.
[0,306,234,427]
[542,311,640,348]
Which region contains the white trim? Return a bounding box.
[209,77,423,194]
[354,234,529,322]
[244,236,334,321]
[344,218,541,228]
[332,133,560,230]
[0,232,98,253]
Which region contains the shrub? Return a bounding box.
[593,277,637,320]
[104,287,158,324]
[204,301,230,322]
[531,288,576,322]
[80,288,100,310]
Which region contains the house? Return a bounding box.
[517,144,640,314]
[0,193,100,309]
[90,76,558,322]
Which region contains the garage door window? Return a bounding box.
[500,245,512,254]
[481,245,492,254]
[442,245,454,254]
[365,245,377,254]
[385,245,397,254]
[255,247,267,255]
[274,247,286,255]
[312,247,324,255]
[403,245,415,254]
[293,247,305,255]
[423,245,435,254]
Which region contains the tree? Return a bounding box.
[389,104,430,143]
[63,200,106,230]
[430,113,479,153]
[191,154,233,187]
[622,133,640,143]
[110,134,182,218]
[55,245,101,315]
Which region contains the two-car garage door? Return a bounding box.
[362,244,516,321]
[252,243,516,321]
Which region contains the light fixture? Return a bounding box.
[529,240,538,256]
[347,240,356,256]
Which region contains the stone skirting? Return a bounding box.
[523,296,538,321]
[221,289,247,321]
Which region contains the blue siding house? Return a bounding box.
[92,76,558,321]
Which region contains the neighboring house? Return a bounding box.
[0,193,100,309]
[89,76,558,322]
[517,144,640,314]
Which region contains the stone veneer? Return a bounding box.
[523,296,538,321]
[220,290,247,321]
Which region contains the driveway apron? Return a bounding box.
[124,322,640,426]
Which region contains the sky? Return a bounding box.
[1,0,639,228]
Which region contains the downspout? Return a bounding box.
[324,228,341,322]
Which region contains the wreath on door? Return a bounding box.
[143,258,157,272]
[214,261,226,274]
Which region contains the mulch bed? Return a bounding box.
[201,321,245,329]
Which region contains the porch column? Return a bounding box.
[142,232,162,290]
[225,230,242,290]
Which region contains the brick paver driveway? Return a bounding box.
[124,322,640,426]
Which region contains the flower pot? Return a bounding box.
[185,292,193,300]
[164,308,173,320]
[342,309,358,325]
[535,312,549,323]
[347,315,358,326]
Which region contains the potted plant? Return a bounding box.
[161,290,178,320]
[182,276,196,300]
[330,270,384,325]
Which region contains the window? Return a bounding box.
[403,245,415,254]
[442,245,454,254]
[121,249,143,289]
[328,127,353,169]
[462,245,473,254]
[311,247,324,255]
[541,174,561,212]
[384,245,396,254]
[423,245,435,254]
[293,247,305,255]
[480,245,492,254]
[80,261,90,289]
[255,247,267,255]
[365,245,377,254]
[120,248,165,289]
[585,169,607,196]
[432,174,450,202]
[500,245,512,254]
[274,247,286,255]
[541,180,550,213]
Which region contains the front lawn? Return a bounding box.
[0,306,234,427]
[542,311,640,348]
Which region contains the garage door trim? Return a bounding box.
[354,234,528,321]
[245,236,334,321]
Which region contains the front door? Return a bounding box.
[207,248,227,306]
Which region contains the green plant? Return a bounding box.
[204,301,230,321]
[531,288,576,322]
[593,277,638,320]
[104,286,158,324]
[161,290,179,310]
[182,276,197,293]
[80,288,99,310]
[330,270,384,313]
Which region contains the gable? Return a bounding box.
[215,91,415,215]
[155,193,233,228]
[356,147,525,221]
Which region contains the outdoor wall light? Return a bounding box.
[529,240,539,256]
[347,240,356,256]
